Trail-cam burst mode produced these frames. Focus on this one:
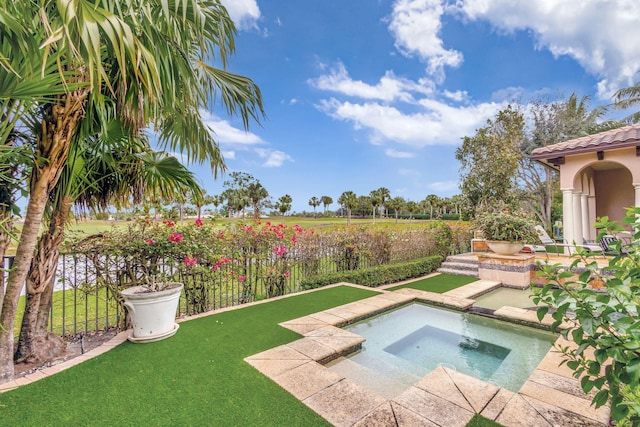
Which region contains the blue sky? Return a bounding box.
[188,0,640,213]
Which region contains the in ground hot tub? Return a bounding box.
[326,302,556,399]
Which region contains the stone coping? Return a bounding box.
[246,284,610,427]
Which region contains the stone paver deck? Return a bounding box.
[246,280,611,427]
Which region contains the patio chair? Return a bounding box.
[599,234,630,255]
[532,225,603,256]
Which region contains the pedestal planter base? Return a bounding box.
[121,283,183,343]
[127,323,180,343]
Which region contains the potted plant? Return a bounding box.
[475,210,537,255]
[121,276,184,343]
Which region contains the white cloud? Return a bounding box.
[386,149,415,158]
[222,150,236,160]
[255,148,293,167]
[427,180,459,193]
[398,168,421,177]
[200,110,264,146]
[388,0,463,81]
[220,0,261,30]
[455,0,640,98]
[317,97,503,148]
[308,62,434,102]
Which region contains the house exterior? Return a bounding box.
[531,124,640,247]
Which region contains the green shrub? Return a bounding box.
[533,208,640,423]
[300,255,443,289]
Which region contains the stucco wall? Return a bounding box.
[594,168,634,222]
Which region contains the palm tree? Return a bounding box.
[320,195,333,215]
[387,197,406,223]
[376,187,391,218]
[0,0,264,383]
[276,194,292,223]
[369,189,381,221]
[424,194,440,219]
[614,82,640,123]
[308,197,321,217]
[247,182,269,219]
[338,191,358,225]
[15,125,202,363]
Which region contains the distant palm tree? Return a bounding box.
[377,187,391,217]
[308,196,321,217]
[320,195,333,214]
[614,82,640,123]
[338,191,358,225]
[369,189,381,221]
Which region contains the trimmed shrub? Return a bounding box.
[300,255,443,289]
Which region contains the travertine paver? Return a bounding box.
[245,344,310,361]
[519,394,606,427]
[351,402,399,427]
[494,305,571,329]
[244,358,309,378]
[480,388,515,421]
[308,311,347,325]
[304,325,362,338]
[304,380,387,427]
[443,279,501,299]
[286,337,336,362]
[390,402,439,427]
[413,367,474,412]
[519,379,609,425]
[393,386,475,427]
[497,393,552,427]
[527,369,596,400]
[271,361,344,400]
[445,369,501,413]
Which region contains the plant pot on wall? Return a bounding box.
[121,283,183,343]
[486,240,524,256]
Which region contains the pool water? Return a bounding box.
[326,303,556,398]
[473,287,540,311]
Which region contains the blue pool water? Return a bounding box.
[326,303,556,397]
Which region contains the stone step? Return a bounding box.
[439,262,479,271]
[436,267,479,277]
[444,255,479,264]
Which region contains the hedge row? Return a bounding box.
[300,255,443,289]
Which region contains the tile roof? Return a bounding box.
[530,124,640,159]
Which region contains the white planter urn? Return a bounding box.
[121,283,183,343]
[486,240,524,256]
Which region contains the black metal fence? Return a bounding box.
[1,225,468,338]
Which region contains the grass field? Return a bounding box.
[386,273,478,292]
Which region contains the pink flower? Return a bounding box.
[163,220,175,227]
[291,235,297,244]
[145,239,155,245]
[168,232,184,243]
[284,272,290,279]
[272,245,287,256]
[238,275,246,282]
[184,255,197,266]
[195,218,203,227]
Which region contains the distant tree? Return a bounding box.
[275,194,292,222]
[456,105,524,217]
[211,195,224,215]
[247,181,269,219]
[369,189,382,221]
[308,196,321,217]
[320,195,333,214]
[338,191,358,225]
[519,94,612,230]
[376,187,391,217]
[406,201,419,219]
[387,196,406,223]
[424,194,440,219]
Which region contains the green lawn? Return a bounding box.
[1,283,498,426]
[386,273,478,292]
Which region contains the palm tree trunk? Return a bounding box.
[15,198,71,364]
[0,90,87,384]
[0,176,51,383]
[0,207,12,310]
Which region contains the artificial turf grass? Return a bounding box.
[1,283,499,426]
[386,273,478,293]
[1,285,378,426]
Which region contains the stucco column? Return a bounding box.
[572,192,583,245]
[581,194,590,242]
[562,188,574,254]
[635,184,640,208]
